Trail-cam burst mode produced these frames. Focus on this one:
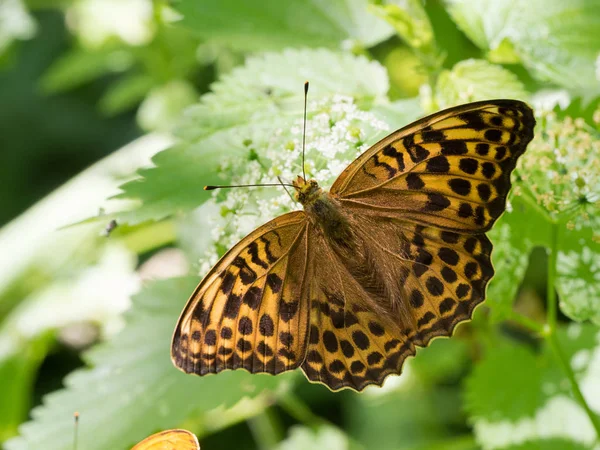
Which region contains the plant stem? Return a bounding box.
[278,392,323,428]
[546,224,558,335]
[278,392,365,450]
[507,311,544,334]
[248,408,284,450]
[543,223,600,439]
[546,331,600,437]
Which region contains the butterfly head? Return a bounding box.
[293,176,322,205]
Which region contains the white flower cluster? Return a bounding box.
[66,0,154,48]
[197,95,389,274]
[0,0,36,54]
[514,112,600,235]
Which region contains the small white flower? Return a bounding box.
[0,0,36,54]
[196,95,391,274]
[67,0,154,48]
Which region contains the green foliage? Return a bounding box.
[557,227,600,325]
[368,0,434,52]
[466,342,545,421]
[5,278,292,450]
[276,425,348,450]
[40,47,130,94]
[0,334,50,441]
[177,0,394,50]
[446,0,600,96]
[502,440,591,450]
[98,73,156,116]
[466,325,600,448]
[486,197,551,322]
[111,49,390,225]
[2,1,600,449]
[434,59,528,109]
[346,339,472,449]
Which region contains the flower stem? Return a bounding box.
[546,224,558,335]
[278,392,322,428]
[543,223,600,439]
[248,409,284,450]
[278,392,365,449]
[546,331,600,437]
[507,310,544,334]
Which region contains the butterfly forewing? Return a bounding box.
[171,212,311,376]
[331,100,535,232]
[131,429,199,450]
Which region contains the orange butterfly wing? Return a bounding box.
[299,100,534,390]
[172,100,535,392]
[299,220,493,391]
[331,100,535,232]
[171,212,311,376]
[131,429,199,450]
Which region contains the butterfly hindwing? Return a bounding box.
[299,214,493,391]
[299,232,416,391]
[131,429,199,450]
[331,100,535,232]
[171,212,311,376]
[382,221,494,346]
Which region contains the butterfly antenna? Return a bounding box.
[277,176,296,203]
[204,183,294,191]
[73,412,79,450]
[302,81,309,181]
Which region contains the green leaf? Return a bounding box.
[486,196,552,322]
[5,277,291,450]
[111,49,390,225]
[0,334,50,442]
[136,80,198,131]
[466,342,545,422]
[98,73,156,116]
[445,0,600,96]
[347,382,467,449]
[466,325,600,449]
[176,0,394,50]
[434,59,528,110]
[40,48,133,94]
[557,227,600,325]
[501,439,592,450]
[409,337,470,386]
[368,0,435,52]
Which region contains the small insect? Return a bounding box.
[102,219,118,237]
[171,83,535,391]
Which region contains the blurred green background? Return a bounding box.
[1,1,600,449]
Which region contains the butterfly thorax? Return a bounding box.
[293,176,353,247]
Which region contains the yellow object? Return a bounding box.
[132,429,200,450]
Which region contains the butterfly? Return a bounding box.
[71,413,199,450]
[171,98,535,391]
[131,429,200,450]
